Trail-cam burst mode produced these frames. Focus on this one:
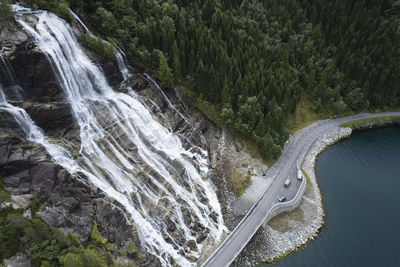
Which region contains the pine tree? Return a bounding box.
[158,53,174,87]
[172,41,182,83]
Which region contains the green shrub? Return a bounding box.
[90,220,107,246]
[23,0,73,22]
[0,190,11,206]
[0,0,13,20]
[63,253,84,267]
[0,199,120,267]
[80,32,116,59]
[30,196,41,213]
[81,248,108,267]
[0,213,24,260]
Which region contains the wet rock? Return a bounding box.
[181,207,192,226]
[0,110,26,138]
[210,211,219,223]
[94,198,135,246]
[62,196,79,211]
[165,216,177,232]
[128,74,150,91]
[1,18,64,102]
[4,170,31,194]
[11,42,64,102]
[37,208,67,228]
[4,174,21,187]
[186,239,197,252]
[31,162,58,193]
[0,19,28,47]
[170,229,186,245]
[20,102,74,133]
[196,231,208,243]
[186,255,198,262]
[80,45,123,87]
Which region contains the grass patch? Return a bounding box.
[231,170,252,197]
[181,85,224,127]
[340,116,400,129]
[301,168,312,185]
[238,135,274,166]
[268,205,305,233]
[195,100,224,127]
[286,96,332,134]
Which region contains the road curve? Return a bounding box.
[202,112,400,267]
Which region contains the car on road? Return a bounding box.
[297,170,303,180]
[278,196,286,202]
[284,179,291,188]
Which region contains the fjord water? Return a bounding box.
[272,127,400,267]
[1,5,226,266]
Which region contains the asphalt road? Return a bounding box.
[202,112,400,267]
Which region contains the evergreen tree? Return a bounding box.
[158,53,174,87]
[55,0,400,160]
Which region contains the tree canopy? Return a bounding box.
[32,0,400,160]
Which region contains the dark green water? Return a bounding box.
[270,127,400,267]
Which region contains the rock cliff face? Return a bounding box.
[0,8,256,266]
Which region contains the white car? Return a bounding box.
[278,196,286,202]
[297,170,303,180]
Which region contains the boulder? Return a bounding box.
[11,41,64,102]
[20,102,74,133]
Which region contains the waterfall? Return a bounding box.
[0,55,25,101]
[0,84,6,103]
[0,83,78,169]
[8,5,226,266]
[144,73,191,124]
[69,9,89,32]
[0,55,16,86]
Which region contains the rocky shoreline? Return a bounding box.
[351,119,400,132]
[232,125,353,266]
[233,119,400,266]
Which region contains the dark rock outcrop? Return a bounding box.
[1,18,64,102]
[11,40,64,102]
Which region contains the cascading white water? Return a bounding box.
[8,5,226,266]
[0,84,6,103]
[0,55,16,86]
[144,73,191,124]
[0,55,26,102]
[0,83,80,170]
